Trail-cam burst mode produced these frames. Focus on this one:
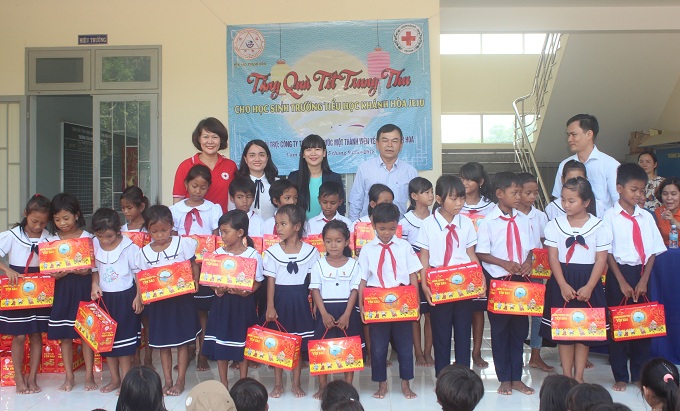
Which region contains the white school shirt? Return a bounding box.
[545,197,608,220]
[309,258,361,301]
[544,215,612,264]
[250,175,277,221]
[93,235,140,292]
[134,236,197,270]
[0,226,50,270]
[399,210,428,251]
[170,199,221,236]
[263,242,320,285]
[121,224,147,233]
[461,196,495,216]
[46,230,92,243]
[416,211,477,267]
[603,203,666,266]
[475,207,539,278]
[521,206,548,240]
[307,212,352,236]
[246,211,264,237]
[214,246,265,283]
[358,235,422,288]
[263,216,276,235]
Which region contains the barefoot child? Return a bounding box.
[358,203,422,399]
[0,194,51,394]
[309,220,362,399]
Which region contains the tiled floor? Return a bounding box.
[1,325,654,411]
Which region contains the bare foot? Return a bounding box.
[248,361,260,369]
[497,381,512,395]
[512,381,534,395]
[229,361,240,370]
[162,384,172,397]
[144,362,156,370]
[166,382,185,396]
[292,384,306,398]
[365,355,372,368]
[473,355,489,368]
[586,360,594,369]
[424,354,435,367]
[58,376,75,392]
[84,378,99,392]
[269,385,284,398]
[196,355,211,371]
[612,381,627,392]
[100,381,121,393]
[26,378,42,394]
[373,382,388,399]
[529,358,555,372]
[387,359,393,368]
[415,354,427,366]
[313,387,325,400]
[15,375,29,394]
[401,380,417,399]
[633,381,641,388]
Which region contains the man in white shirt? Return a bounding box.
[552,114,620,210]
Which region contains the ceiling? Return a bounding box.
[440,0,680,7]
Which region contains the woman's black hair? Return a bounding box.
[655,177,680,203]
[238,139,278,184]
[565,383,613,411]
[322,219,352,257]
[49,193,86,234]
[562,159,588,180]
[91,207,122,234]
[432,175,465,213]
[276,204,306,239]
[435,364,484,411]
[563,176,597,216]
[406,176,433,212]
[459,162,491,199]
[538,375,578,411]
[217,209,254,248]
[296,134,332,213]
[142,205,173,230]
[321,380,360,411]
[184,164,212,185]
[489,171,521,204]
[638,150,658,165]
[191,117,228,151]
[367,183,394,217]
[115,366,167,411]
[120,186,150,211]
[640,357,680,411]
[16,194,51,230]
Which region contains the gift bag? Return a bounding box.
[0,275,55,310]
[38,237,95,274]
[353,222,402,253]
[74,298,118,353]
[304,234,325,255]
[199,253,258,291]
[362,285,419,323]
[308,328,364,375]
[531,248,551,279]
[263,234,281,252]
[426,263,485,304]
[244,321,301,370]
[551,303,607,341]
[137,260,196,303]
[122,232,151,248]
[610,297,666,341]
[183,234,216,263]
[487,277,545,316]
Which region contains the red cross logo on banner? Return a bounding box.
[393,23,423,55]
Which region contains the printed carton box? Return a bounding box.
[183,235,216,263]
[41,340,85,373]
[0,275,55,310]
[244,325,301,370]
[487,279,545,316]
[74,301,118,353]
[610,301,667,341]
[551,307,607,341]
[353,223,402,252]
[304,234,325,255]
[137,261,196,304]
[427,263,484,304]
[199,253,258,291]
[38,237,95,274]
[531,248,551,279]
[0,350,29,386]
[461,212,485,233]
[216,237,264,255]
[263,234,281,252]
[123,232,151,248]
[362,286,419,323]
[308,335,364,375]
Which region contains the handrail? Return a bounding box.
[512,33,562,210]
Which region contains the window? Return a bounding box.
[440,33,546,55]
[95,48,159,90]
[27,49,91,92]
[441,114,516,144]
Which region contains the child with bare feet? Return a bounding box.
[435,364,484,411]
[0,194,51,394]
[358,203,422,399]
[46,193,98,392]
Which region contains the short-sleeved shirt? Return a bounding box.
[416,210,477,267]
[603,203,666,266]
[654,207,680,246]
[358,236,422,288]
[263,242,320,285]
[544,215,612,264]
[93,235,140,292]
[170,199,222,236]
[0,226,50,270]
[135,236,197,270]
[309,258,361,301]
[399,210,428,251]
[521,206,548,240]
[307,212,352,236]
[173,154,237,213]
[214,246,264,283]
[121,224,146,233]
[263,216,276,235]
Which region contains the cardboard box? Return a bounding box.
[1,275,55,310]
[244,324,301,370]
[41,340,85,373]
[353,223,402,252]
[629,131,652,154]
[362,286,419,323]
[308,335,364,375]
[263,234,281,252]
[304,234,325,254]
[531,248,551,279]
[461,212,486,233]
[216,236,264,255]
[93,352,107,372]
[137,261,196,304]
[183,234,216,263]
[199,253,258,291]
[74,300,118,353]
[38,237,95,274]
[427,263,484,304]
[0,350,29,386]
[487,279,545,316]
[551,307,607,341]
[123,232,151,248]
[610,301,667,341]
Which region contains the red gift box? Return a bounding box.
[0,334,12,350]
[531,248,551,279]
[426,263,485,304]
[488,279,545,316]
[137,261,196,304]
[551,306,607,341]
[244,322,301,370]
[216,236,264,255]
[362,286,419,323]
[199,253,258,291]
[610,300,666,341]
[304,234,325,255]
[74,299,118,353]
[123,232,151,248]
[308,330,364,375]
[93,352,107,372]
[38,237,95,274]
[183,235,216,263]
[263,234,281,252]
[41,339,84,373]
[461,212,486,233]
[0,350,29,386]
[1,275,55,310]
[353,223,402,253]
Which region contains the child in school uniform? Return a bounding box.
[264,204,320,398]
[262,179,299,235]
[476,172,539,395]
[134,205,201,396]
[0,194,51,394]
[358,203,422,400]
[309,220,362,399]
[350,184,394,230]
[229,175,265,237]
[418,176,479,376]
[602,163,666,392]
[539,177,612,384]
[307,181,352,236]
[202,210,264,388]
[546,160,609,220]
[90,208,142,393]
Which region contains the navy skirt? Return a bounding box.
[202,292,257,361]
[101,285,141,357]
[193,284,214,312]
[48,273,91,340]
[269,284,315,352]
[539,262,608,346]
[314,300,364,348]
[147,293,200,348]
[0,265,50,335]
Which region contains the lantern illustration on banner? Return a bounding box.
[270,24,291,96]
[367,20,390,96]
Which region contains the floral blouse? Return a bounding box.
[644,175,664,211]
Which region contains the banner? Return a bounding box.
[227,19,432,174]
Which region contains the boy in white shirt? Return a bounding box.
[306,181,351,235]
[229,176,264,237]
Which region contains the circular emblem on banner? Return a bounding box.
[233,28,265,60]
[393,23,423,54]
